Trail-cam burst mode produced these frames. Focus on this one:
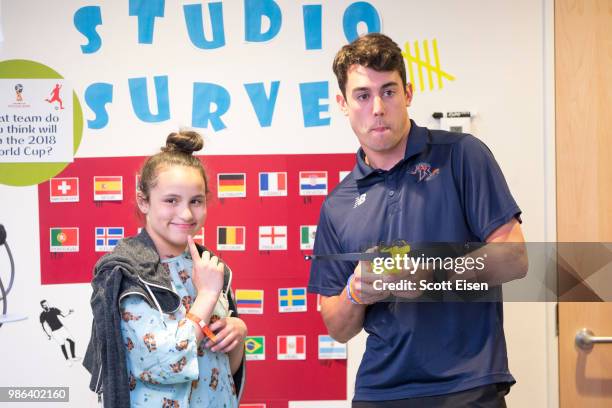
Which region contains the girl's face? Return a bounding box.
[138,165,207,257]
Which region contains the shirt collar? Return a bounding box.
[353,119,429,180]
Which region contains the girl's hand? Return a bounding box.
[205,317,247,353]
[188,236,224,296]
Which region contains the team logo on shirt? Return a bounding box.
[410,162,440,182]
[353,193,367,208]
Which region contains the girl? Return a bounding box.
[84,131,246,407]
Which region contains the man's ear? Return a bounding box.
[336,92,349,116]
[136,192,149,215]
[404,83,414,107]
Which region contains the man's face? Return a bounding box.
[337,65,412,159]
[41,301,49,311]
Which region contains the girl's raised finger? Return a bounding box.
[187,235,200,260]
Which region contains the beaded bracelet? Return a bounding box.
[346,274,365,305]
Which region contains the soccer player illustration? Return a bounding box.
[39,299,80,366]
[44,83,64,109]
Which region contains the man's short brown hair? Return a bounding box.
[332,33,407,98]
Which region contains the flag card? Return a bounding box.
[299,225,316,250]
[318,335,347,359]
[95,227,124,252]
[217,173,246,198]
[278,287,307,313]
[258,225,287,250]
[49,177,79,202]
[94,176,123,201]
[299,171,327,196]
[277,335,306,360]
[258,172,287,197]
[49,227,79,252]
[236,289,264,314]
[245,336,265,361]
[217,226,245,251]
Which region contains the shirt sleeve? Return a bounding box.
[308,200,357,296]
[451,135,522,241]
[120,295,200,385]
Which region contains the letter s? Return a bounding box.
[73,6,103,54]
[85,83,113,129]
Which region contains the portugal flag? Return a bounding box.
[50,227,79,252]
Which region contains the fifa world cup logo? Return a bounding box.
[15,84,23,102]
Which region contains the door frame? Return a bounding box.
[544,0,558,406]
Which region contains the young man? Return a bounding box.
[308,33,527,407]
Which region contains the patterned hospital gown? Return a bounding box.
[120,253,238,407]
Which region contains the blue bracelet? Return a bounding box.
[346,274,363,305]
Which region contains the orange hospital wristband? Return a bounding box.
[185,312,218,343]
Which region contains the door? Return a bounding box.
[556,0,612,407]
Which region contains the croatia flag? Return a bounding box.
[259,172,287,196]
[299,171,328,196]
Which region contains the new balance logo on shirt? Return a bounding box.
[353,193,366,208]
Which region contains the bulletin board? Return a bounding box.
[37,153,355,407]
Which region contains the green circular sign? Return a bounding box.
[0,59,84,186]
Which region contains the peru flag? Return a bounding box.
[277,335,306,360]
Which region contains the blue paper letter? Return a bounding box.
[183,3,225,49]
[343,2,381,42]
[129,0,165,44]
[299,81,330,127]
[85,83,113,129]
[128,76,170,122]
[192,83,231,131]
[244,0,282,42]
[73,6,102,54]
[244,81,280,127]
[303,5,322,50]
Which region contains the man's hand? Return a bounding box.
[382,261,434,299]
[352,261,390,304]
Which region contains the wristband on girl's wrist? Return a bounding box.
[346,274,365,305]
[185,312,218,343]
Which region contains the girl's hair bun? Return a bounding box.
[162,130,204,155]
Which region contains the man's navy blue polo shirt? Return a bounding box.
[308,120,521,401]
